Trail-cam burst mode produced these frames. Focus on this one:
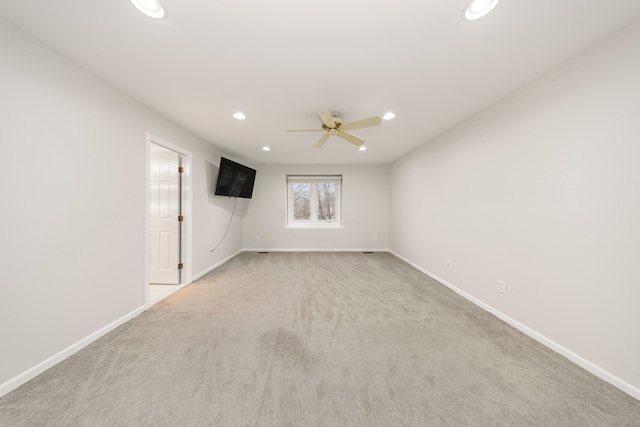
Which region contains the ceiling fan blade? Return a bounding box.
[286,129,325,132]
[318,110,337,128]
[341,116,382,131]
[313,133,331,148]
[337,130,365,146]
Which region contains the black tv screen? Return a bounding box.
[214,157,256,199]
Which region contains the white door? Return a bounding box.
[149,144,181,284]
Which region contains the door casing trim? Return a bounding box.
[145,133,193,308]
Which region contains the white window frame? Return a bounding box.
[286,175,342,229]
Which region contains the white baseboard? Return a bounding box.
[242,248,391,252]
[390,251,640,402]
[0,305,146,399]
[192,249,243,281]
[8,250,635,402]
[2,251,244,400]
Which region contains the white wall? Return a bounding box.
[0,18,241,393]
[389,21,640,397]
[243,164,389,251]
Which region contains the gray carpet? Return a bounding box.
[1,252,639,426]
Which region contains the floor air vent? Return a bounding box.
[362,251,374,254]
[257,251,270,254]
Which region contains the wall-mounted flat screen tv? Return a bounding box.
[214,157,257,199]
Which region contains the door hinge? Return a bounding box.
[178,215,184,222]
[178,166,184,173]
[178,263,184,270]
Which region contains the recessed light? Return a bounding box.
[233,112,247,120]
[130,0,166,19]
[262,146,271,151]
[382,112,396,120]
[463,0,500,21]
[358,146,367,151]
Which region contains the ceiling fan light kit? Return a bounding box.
[287,110,382,149]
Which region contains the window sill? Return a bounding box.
[286,224,344,230]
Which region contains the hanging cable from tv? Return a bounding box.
[210,197,238,253]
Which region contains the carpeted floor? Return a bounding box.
[1,252,639,426]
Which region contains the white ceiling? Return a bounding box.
[2,1,640,164]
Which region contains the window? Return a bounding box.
[287,175,342,228]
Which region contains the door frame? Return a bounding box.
[145,133,193,308]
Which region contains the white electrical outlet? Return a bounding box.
[498,280,507,294]
[373,235,378,241]
[446,259,452,269]
[256,235,260,241]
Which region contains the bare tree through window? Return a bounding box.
[293,183,310,220]
[287,176,342,228]
[317,183,335,221]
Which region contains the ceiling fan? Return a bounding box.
[286,110,382,148]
